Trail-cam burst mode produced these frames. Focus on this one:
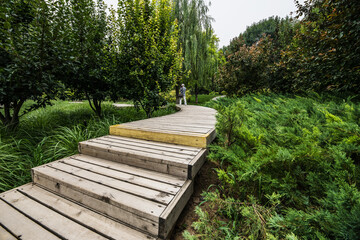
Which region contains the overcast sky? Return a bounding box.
[103,0,304,47]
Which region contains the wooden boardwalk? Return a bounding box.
[0,105,216,239]
[110,105,217,148]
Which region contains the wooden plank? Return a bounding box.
[96,136,200,156]
[32,166,166,221]
[80,141,191,166]
[71,154,186,186]
[63,157,180,194]
[2,190,107,240]
[48,161,174,204]
[0,194,61,240]
[32,172,160,235]
[111,124,208,137]
[110,125,209,148]
[128,117,216,126]
[103,135,201,152]
[123,122,211,134]
[206,127,217,145]
[159,180,194,239]
[0,225,17,240]
[188,149,208,180]
[127,119,215,128]
[20,184,156,240]
[78,147,188,178]
[118,124,212,135]
[88,138,195,160]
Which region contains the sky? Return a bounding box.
[103,0,304,47]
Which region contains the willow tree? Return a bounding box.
[173,0,217,103]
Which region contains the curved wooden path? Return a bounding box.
[0,105,216,240]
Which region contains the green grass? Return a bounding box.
[0,101,176,192]
[188,94,221,105]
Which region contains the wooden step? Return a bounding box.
[79,136,207,179]
[0,183,155,240]
[31,155,194,238]
[110,105,217,148]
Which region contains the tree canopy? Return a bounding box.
[173,0,218,102]
[0,0,186,128]
[218,0,359,96]
[0,0,64,128]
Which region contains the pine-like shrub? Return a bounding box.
[185,94,360,239]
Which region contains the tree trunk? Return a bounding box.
[85,92,102,118]
[195,83,198,104]
[0,100,24,130]
[175,85,180,104]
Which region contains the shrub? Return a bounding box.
[190,94,360,239]
[162,90,192,103]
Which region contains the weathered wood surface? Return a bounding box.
[159,180,194,239]
[79,135,206,178]
[30,154,197,237]
[110,105,217,148]
[0,184,156,240]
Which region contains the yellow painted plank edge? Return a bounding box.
[110,125,210,148]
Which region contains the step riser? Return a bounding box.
[159,180,194,239]
[32,170,159,236]
[110,125,209,148]
[79,144,188,178]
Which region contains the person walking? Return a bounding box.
[179,84,187,105]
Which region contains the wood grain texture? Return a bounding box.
[109,105,216,148]
[70,154,186,186]
[159,180,194,239]
[2,189,107,240]
[32,165,166,221]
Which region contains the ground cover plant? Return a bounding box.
[184,93,360,239]
[188,94,220,106]
[0,101,176,192]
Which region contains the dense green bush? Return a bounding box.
[185,94,360,239]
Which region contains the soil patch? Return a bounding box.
[170,159,220,239]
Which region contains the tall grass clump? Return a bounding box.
[185,93,360,239]
[0,101,176,192]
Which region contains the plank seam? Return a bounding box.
[81,144,190,166]
[45,165,171,205]
[34,184,158,239]
[16,189,116,240]
[0,197,67,240]
[103,135,201,151]
[70,156,184,186]
[89,138,198,157]
[87,139,194,160]
[34,173,161,224]
[60,161,178,196]
[0,221,22,240]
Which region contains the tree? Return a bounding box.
[61,0,110,117]
[217,36,273,95]
[173,0,216,103]
[277,0,360,93]
[112,0,182,117]
[0,0,64,128]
